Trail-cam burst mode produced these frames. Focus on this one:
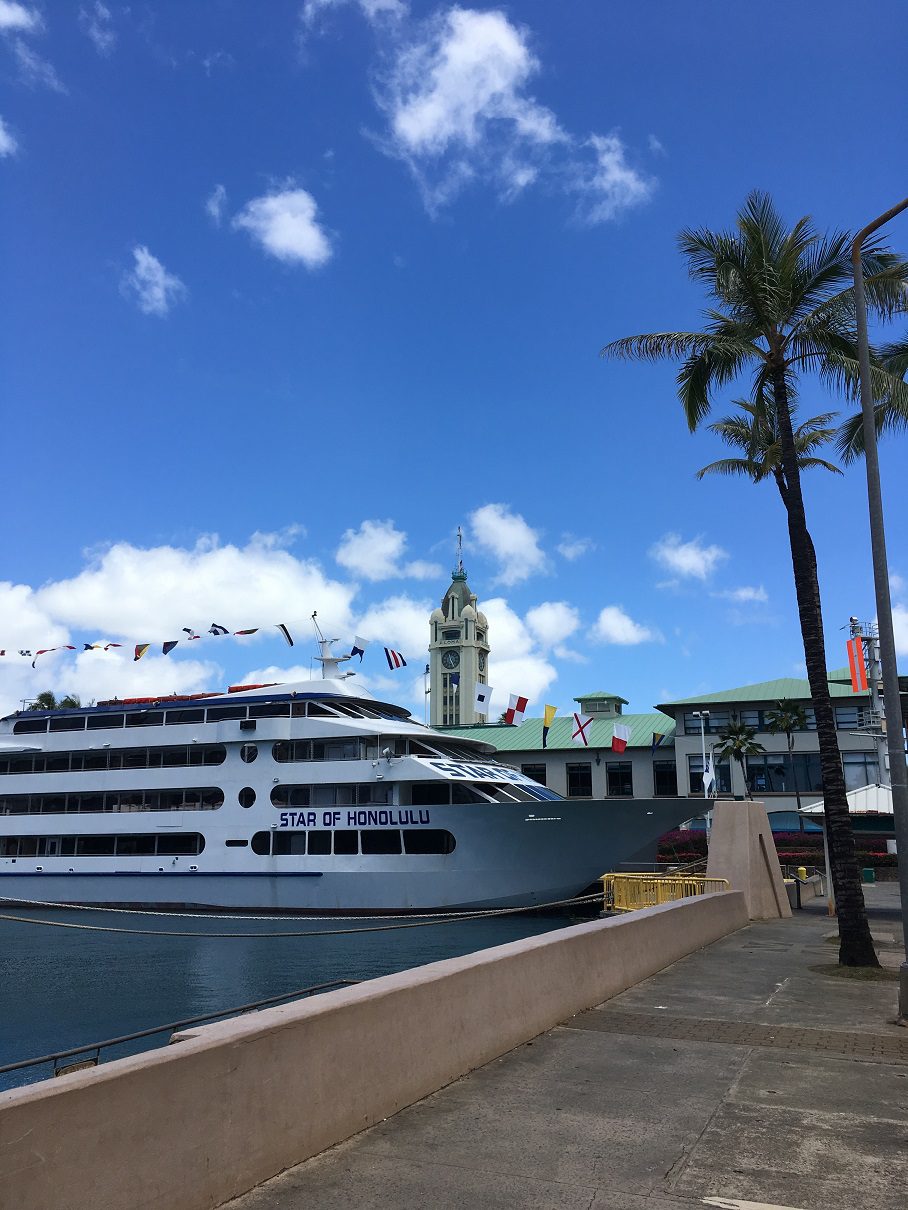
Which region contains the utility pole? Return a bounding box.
[852,197,908,1017]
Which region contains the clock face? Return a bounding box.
[442,650,460,669]
[478,654,486,671]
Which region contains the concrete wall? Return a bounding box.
[0,891,748,1210]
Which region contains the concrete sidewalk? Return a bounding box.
[224,884,907,1210]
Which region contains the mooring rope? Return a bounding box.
[0,891,604,939]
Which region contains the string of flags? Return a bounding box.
[1,623,295,669]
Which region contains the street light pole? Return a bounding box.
[851,196,908,1017]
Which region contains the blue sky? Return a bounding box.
[1,0,906,721]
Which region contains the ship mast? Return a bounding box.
[311,612,355,680]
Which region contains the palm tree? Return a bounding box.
[27,691,81,711]
[602,191,907,966]
[838,333,908,458]
[696,395,843,486]
[766,699,809,818]
[715,715,764,800]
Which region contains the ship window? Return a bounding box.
[126,712,164,728]
[403,829,456,855]
[272,831,306,855]
[305,702,333,717]
[80,794,104,813]
[18,836,39,856]
[271,785,311,807]
[273,740,311,763]
[116,835,156,856]
[61,837,75,855]
[82,752,108,771]
[165,708,205,725]
[207,705,248,722]
[311,784,355,807]
[157,834,205,856]
[307,830,331,856]
[88,713,124,730]
[311,740,361,761]
[122,750,147,769]
[251,831,271,855]
[361,830,402,855]
[13,719,49,734]
[412,783,450,805]
[77,836,116,856]
[333,829,358,855]
[240,744,258,763]
[451,784,489,804]
[249,702,291,719]
[357,784,392,805]
[225,839,249,847]
[238,787,256,808]
[50,716,85,732]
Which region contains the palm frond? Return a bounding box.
[600,332,711,361]
[837,376,908,460]
[696,457,766,481]
[676,338,754,430]
[880,334,908,378]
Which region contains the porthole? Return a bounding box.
[240,744,258,764]
[238,787,256,808]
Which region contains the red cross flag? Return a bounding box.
[504,693,529,726]
[571,713,592,746]
[611,723,630,753]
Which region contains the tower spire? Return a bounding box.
[453,525,466,580]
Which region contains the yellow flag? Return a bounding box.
[542,704,557,748]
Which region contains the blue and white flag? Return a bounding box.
[350,636,368,662]
[474,682,493,715]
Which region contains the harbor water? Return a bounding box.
[0,906,582,1091]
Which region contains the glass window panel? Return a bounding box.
[249,702,291,719]
[566,763,592,797]
[653,760,677,796]
[403,829,456,855]
[49,715,85,732]
[164,708,205,725]
[125,711,164,727]
[251,831,271,855]
[87,713,123,730]
[116,835,156,856]
[14,719,49,734]
[77,836,116,856]
[521,765,547,786]
[606,762,633,796]
[307,830,331,856]
[360,829,402,855]
[206,705,248,722]
[333,829,358,855]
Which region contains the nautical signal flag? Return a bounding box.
[450,672,460,688]
[651,731,666,754]
[504,693,529,726]
[350,636,368,662]
[162,641,179,656]
[276,624,294,647]
[542,704,557,748]
[611,724,630,753]
[571,713,593,746]
[384,647,407,670]
[846,636,868,693]
[474,682,493,715]
[134,644,150,662]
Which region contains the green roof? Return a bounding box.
[573,690,629,705]
[441,712,675,752]
[657,675,867,711]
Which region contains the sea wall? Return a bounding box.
[0,891,748,1210]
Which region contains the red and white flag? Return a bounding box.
[611,723,630,753]
[571,713,592,746]
[504,693,529,726]
[846,636,868,693]
[384,647,407,670]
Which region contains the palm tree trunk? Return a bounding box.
[770,364,878,966]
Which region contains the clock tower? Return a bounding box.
[429,529,490,727]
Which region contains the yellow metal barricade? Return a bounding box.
[601,873,730,913]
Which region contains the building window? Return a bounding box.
[745,754,824,796]
[521,764,547,786]
[843,751,880,791]
[834,705,861,731]
[566,763,592,797]
[683,710,731,736]
[606,762,633,796]
[442,629,460,640]
[686,755,732,796]
[653,760,678,796]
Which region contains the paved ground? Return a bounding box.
[223,884,907,1210]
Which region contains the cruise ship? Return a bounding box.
[0,649,688,912]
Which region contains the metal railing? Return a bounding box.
[601,873,730,913]
[0,979,357,1084]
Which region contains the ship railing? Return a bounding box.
[601,872,730,914]
[0,979,358,1087]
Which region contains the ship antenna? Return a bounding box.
[311,610,355,681]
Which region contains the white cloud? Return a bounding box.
[556,534,593,561]
[573,132,654,225]
[0,115,17,156]
[301,0,407,27]
[354,593,433,657]
[11,36,65,91]
[592,605,661,646]
[0,2,39,33]
[335,519,441,582]
[893,605,908,657]
[469,503,546,587]
[713,585,768,604]
[205,183,227,225]
[121,245,186,316]
[232,185,333,268]
[480,596,556,703]
[525,601,580,649]
[650,532,728,582]
[79,2,116,55]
